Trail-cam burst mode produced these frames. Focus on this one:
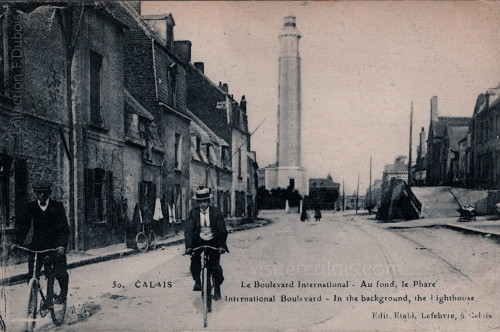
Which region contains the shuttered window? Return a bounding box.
[85,168,113,224]
[90,51,103,126]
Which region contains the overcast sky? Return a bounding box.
[142,1,500,195]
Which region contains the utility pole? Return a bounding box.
[356,172,360,214]
[342,180,345,211]
[369,156,372,214]
[408,101,413,189]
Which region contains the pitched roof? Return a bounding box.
[447,126,469,151]
[124,89,154,120]
[433,117,470,138]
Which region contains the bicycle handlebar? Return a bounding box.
[13,245,61,254]
[192,245,219,252]
[183,245,228,256]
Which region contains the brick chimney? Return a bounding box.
[218,82,228,93]
[419,127,426,156]
[174,41,191,64]
[430,96,438,123]
[194,62,204,74]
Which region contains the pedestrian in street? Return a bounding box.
[12,180,70,308]
[314,204,322,221]
[300,207,309,222]
[184,187,228,301]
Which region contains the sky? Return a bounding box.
[142,1,500,195]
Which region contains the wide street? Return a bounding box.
[3,211,498,331]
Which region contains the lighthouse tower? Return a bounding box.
[264,16,308,196]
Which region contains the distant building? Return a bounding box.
[426,96,470,186]
[457,132,472,185]
[382,156,408,192]
[343,195,365,210]
[470,84,500,188]
[412,127,427,186]
[307,174,340,209]
[365,178,382,209]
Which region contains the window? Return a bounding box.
[0,17,6,96]
[168,65,177,108]
[90,51,103,126]
[85,168,113,224]
[221,146,228,167]
[196,136,201,155]
[139,118,148,139]
[167,24,174,50]
[175,132,182,169]
[238,149,242,178]
[289,178,295,190]
[139,181,155,211]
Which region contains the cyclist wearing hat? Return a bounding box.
[13,180,70,308]
[185,187,228,301]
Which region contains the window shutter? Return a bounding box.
[85,169,95,223]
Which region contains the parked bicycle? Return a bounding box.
[184,245,223,328]
[13,245,67,332]
[136,222,157,252]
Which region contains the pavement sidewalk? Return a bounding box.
[1,219,271,286]
[372,214,500,238]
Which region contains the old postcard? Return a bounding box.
[0,1,499,331]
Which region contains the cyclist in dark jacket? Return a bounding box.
[14,180,70,307]
[184,188,228,301]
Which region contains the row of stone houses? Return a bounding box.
[412,85,500,189]
[0,2,257,251]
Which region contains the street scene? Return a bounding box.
[2,211,499,331]
[0,1,499,331]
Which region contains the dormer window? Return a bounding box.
[196,136,201,155]
[167,24,174,50]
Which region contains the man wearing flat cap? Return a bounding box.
[14,180,70,307]
[184,187,228,301]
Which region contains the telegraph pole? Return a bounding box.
[356,172,360,214]
[408,101,413,189]
[342,180,345,211]
[369,156,372,214]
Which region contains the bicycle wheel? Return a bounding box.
[149,230,157,250]
[25,279,38,332]
[202,266,208,328]
[0,314,6,332]
[49,277,67,326]
[136,232,148,252]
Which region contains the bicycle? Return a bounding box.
[136,222,157,252]
[184,245,223,328]
[14,245,67,332]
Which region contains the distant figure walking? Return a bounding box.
[314,205,322,221]
[300,209,309,222]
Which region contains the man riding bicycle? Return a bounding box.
[12,180,70,309]
[184,188,228,301]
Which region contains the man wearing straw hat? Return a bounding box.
[185,187,228,301]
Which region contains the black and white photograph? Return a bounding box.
[0,1,499,331]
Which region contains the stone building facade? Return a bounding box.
[188,109,232,216]
[0,4,128,250]
[109,3,191,224]
[426,96,470,186]
[470,85,500,189]
[186,62,251,218]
